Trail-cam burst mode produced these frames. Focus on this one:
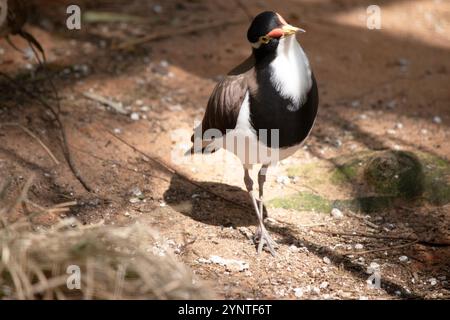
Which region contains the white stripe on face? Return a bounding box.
[251,41,262,49]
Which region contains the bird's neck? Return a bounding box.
[255,36,313,107]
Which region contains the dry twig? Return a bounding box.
[1,123,60,165]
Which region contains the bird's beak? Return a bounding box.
[282,24,305,36]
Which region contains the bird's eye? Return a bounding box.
[259,36,271,44]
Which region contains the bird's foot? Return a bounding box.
[254,224,278,256]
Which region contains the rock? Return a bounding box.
[433,116,442,124]
[319,281,329,289]
[208,255,249,272]
[429,278,437,286]
[152,4,163,14]
[386,129,396,135]
[311,287,321,295]
[395,122,403,129]
[293,288,304,298]
[323,256,331,264]
[334,139,343,148]
[351,100,360,108]
[113,128,122,134]
[359,114,368,120]
[160,60,169,68]
[355,243,364,250]
[387,100,397,109]
[168,104,183,112]
[369,262,380,270]
[397,58,409,66]
[399,255,408,262]
[276,176,290,185]
[331,208,344,219]
[130,187,143,198]
[130,112,140,121]
[129,197,140,204]
[289,245,300,253]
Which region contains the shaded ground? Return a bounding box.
[0,0,449,299]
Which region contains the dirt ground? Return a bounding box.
[1,0,449,299]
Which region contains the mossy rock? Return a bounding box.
[364,151,424,198]
[271,150,450,213]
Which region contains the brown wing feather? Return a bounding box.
[190,56,255,152]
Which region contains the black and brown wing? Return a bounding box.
[190,58,254,153]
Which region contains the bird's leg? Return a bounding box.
[258,165,268,219]
[256,165,277,255]
[244,167,277,256]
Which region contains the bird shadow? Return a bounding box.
[163,174,423,299]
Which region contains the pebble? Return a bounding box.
[323,257,331,264]
[160,60,169,68]
[433,116,442,124]
[289,245,300,253]
[208,255,249,272]
[395,122,403,129]
[386,100,397,109]
[293,288,304,298]
[399,255,409,262]
[351,100,360,108]
[130,112,140,121]
[311,287,321,295]
[386,129,396,135]
[153,4,163,14]
[429,278,437,286]
[319,281,329,289]
[355,244,364,250]
[113,128,122,134]
[369,262,380,270]
[276,176,290,185]
[331,208,344,219]
[129,197,140,204]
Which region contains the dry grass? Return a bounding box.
[0,177,212,300]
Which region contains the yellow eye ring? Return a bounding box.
[259,36,271,44]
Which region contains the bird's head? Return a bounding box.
[247,11,304,56]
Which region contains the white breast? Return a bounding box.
[269,36,312,111]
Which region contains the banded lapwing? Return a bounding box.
[190,11,319,255]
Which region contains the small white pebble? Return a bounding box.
[153,4,163,14]
[130,112,140,121]
[323,256,331,264]
[293,288,304,298]
[429,278,437,286]
[331,208,344,219]
[399,255,408,262]
[355,244,364,250]
[312,287,321,295]
[276,176,290,185]
[433,116,442,124]
[320,281,329,289]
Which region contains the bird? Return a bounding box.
[189,11,319,255]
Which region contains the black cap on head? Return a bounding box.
[247,11,284,43]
